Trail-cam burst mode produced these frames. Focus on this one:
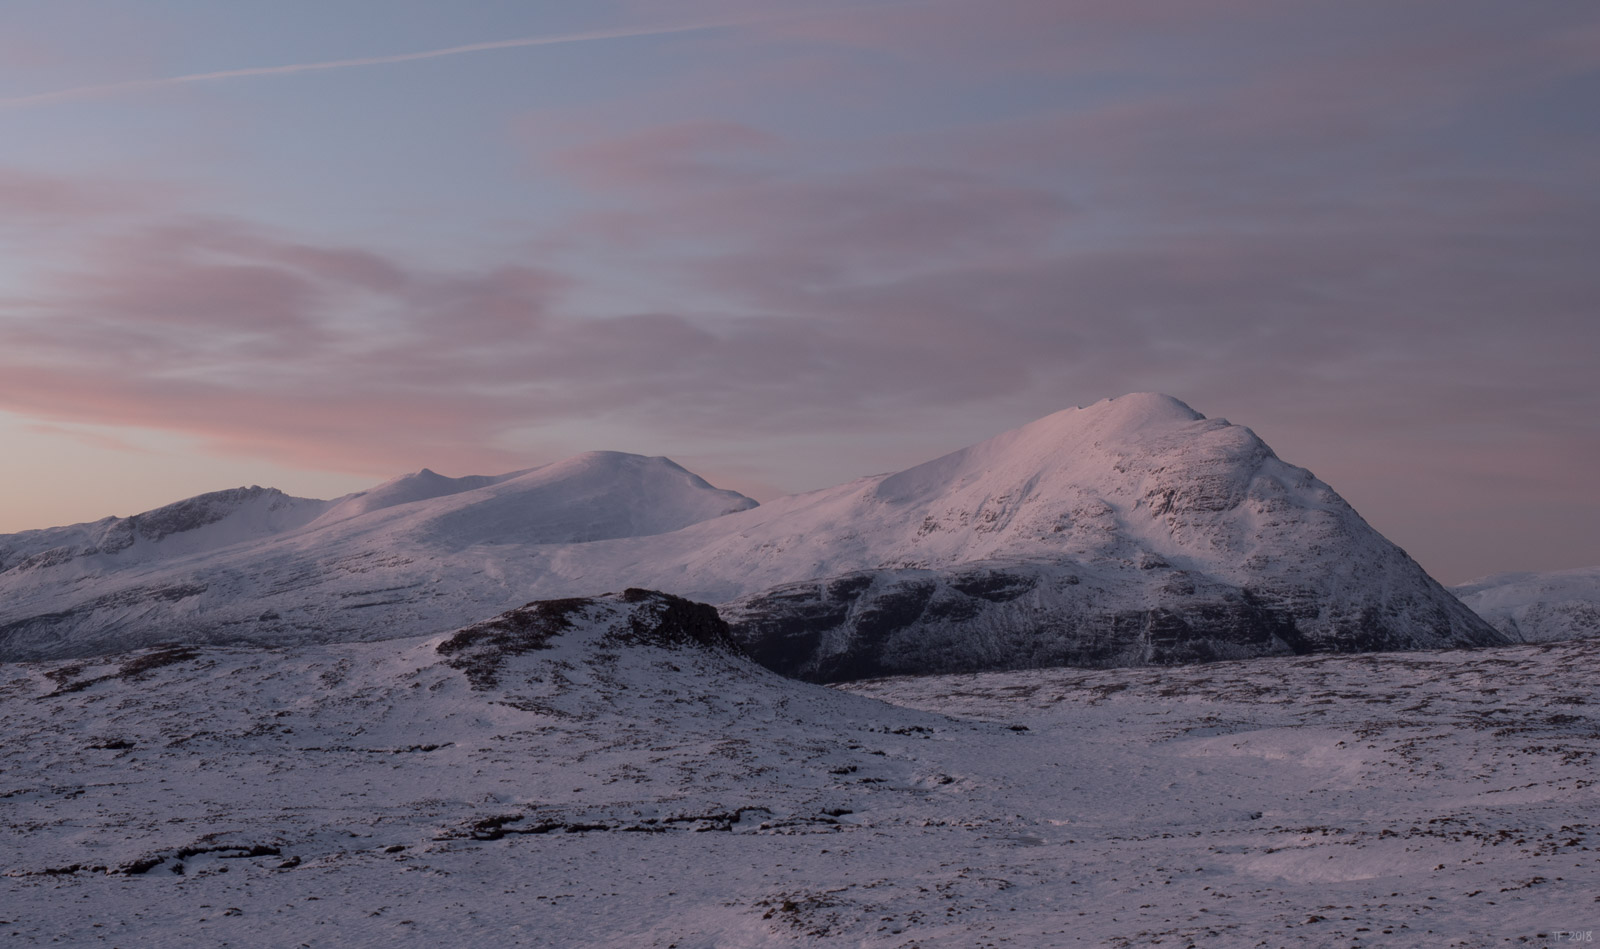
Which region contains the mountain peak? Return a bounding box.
[1021,392,1210,445]
[872,392,1219,507]
[0,396,1501,671]
[298,450,758,552]
[1088,391,1205,419]
[318,468,519,523]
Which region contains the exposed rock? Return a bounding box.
[435,589,742,692]
[721,561,1490,683]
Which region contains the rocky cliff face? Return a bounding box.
[722,559,1498,683]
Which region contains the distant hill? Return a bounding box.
[0,393,1502,674]
[1454,566,1600,642]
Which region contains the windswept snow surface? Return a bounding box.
[1,594,1593,947]
[0,394,1497,668]
[1455,566,1600,642]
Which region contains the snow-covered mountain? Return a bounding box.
[1453,566,1600,642]
[0,485,334,573]
[0,393,1501,670]
[0,451,758,659]
[303,452,758,543]
[696,393,1502,677]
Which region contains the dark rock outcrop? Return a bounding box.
[723,561,1501,684]
[436,589,740,689]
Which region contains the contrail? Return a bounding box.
[0,18,750,109]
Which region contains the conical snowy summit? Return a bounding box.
[0,394,1504,674]
[710,393,1505,678]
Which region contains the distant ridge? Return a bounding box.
[0,394,1503,673]
[1454,566,1600,642]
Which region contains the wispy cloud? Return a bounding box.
[0,18,752,110]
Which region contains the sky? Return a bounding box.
[0,0,1596,585]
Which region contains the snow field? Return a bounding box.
[3,618,1594,947]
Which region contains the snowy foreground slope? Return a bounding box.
[1455,567,1600,642]
[0,394,1500,671]
[2,592,1594,947]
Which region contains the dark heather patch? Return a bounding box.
[87,738,136,750]
[120,844,281,875]
[40,644,202,697]
[436,590,741,690]
[44,663,86,687]
[469,814,525,840]
[117,644,201,678]
[436,597,592,689]
[609,589,735,651]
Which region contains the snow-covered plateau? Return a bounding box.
[0,394,1504,673]
[1,590,1594,947]
[1455,567,1600,643]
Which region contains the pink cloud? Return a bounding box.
[182,224,413,293]
[63,249,321,334]
[0,167,153,221]
[552,143,1075,291]
[547,120,777,190]
[8,152,1592,480]
[22,422,151,455]
[0,159,1595,584]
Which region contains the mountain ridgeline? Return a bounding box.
[0,394,1506,676]
[1452,566,1600,644]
